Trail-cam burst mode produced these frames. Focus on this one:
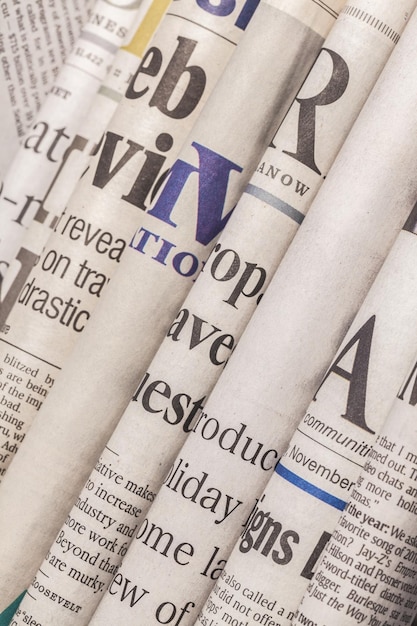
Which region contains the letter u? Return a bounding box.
[240,437,263,464]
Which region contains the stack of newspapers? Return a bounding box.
[1,1,417,624]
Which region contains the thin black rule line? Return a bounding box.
[26,591,37,601]
[65,62,103,82]
[311,0,338,18]
[105,445,119,457]
[0,338,61,370]
[39,568,50,578]
[296,427,363,468]
[166,13,237,45]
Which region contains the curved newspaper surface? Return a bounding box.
[88,6,417,623]
[13,0,412,623]
[0,0,266,610]
[294,352,417,625]
[0,0,143,274]
[0,0,94,178]
[0,0,160,325]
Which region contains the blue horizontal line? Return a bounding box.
[275,464,347,511]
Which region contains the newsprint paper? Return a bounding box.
[3,1,351,621]
[293,352,417,625]
[0,0,94,177]
[0,0,254,479]
[89,6,417,624]
[197,200,417,626]
[0,0,163,326]
[12,0,414,623]
[0,0,144,281]
[0,0,330,611]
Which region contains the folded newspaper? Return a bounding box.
[2,1,417,625]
